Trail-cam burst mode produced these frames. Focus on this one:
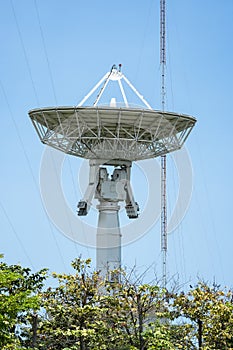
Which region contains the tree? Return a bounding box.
[37,260,173,350]
[173,282,233,349]
[97,268,173,350]
[0,254,47,349]
[37,258,106,349]
[9,254,233,350]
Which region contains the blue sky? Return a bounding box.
[0,0,233,288]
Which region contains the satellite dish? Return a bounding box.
[29,106,195,161]
[29,65,196,278]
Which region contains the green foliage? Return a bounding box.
[37,257,104,349]
[1,255,233,350]
[36,262,172,349]
[143,323,175,349]
[173,282,233,349]
[100,273,169,349]
[0,255,47,348]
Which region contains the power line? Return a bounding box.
[10,0,40,106]
[6,1,68,271]
[33,0,57,105]
[0,78,67,272]
[0,200,35,270]
[33,0,85,259]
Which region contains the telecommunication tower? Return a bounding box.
[29,64,196,278]
[160,0,167,288]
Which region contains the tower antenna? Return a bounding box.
[160,0,167,289]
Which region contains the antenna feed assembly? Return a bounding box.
[109,64,123,81]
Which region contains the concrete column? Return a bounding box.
[96,201,121,278]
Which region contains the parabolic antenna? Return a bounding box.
[29,65,196,278]
[29,106,195,162]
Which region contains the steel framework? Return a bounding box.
[29,106,195,162]
[160,0,167,288]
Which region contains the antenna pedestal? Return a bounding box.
[76,159,139,278]
[96,201,121,276]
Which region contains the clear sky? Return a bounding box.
[0,0,233,288]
